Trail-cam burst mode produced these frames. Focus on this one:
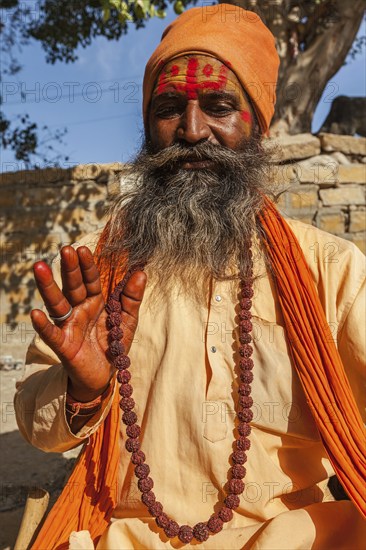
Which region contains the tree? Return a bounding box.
[0,0,68,167]
[231,1,365,134]
[0,0,364,166]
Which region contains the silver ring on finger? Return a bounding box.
[50,306,73,323]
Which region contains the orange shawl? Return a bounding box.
[32,201,365,550]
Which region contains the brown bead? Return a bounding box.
[239,344,253,358]
[238,409,253,422]
[193,522,209,542]
[138,477,154,493]
[239,333,252,344]
[231,464,246,479]
[237,436,251,451]
[155,513,169,528]
[241,286,254,299]
[240,371,254,384]
[238,422,251,437]
[219,506,234,522]
[232,450,246,464]
[114,355,130,370]
[229,479,245,494]
[108,326,123,341]
[164,519,179,538]
[239,395,253,408]
[109,341,125,357]
[122,411,137,426]
[117,370,131,384]
[106,299,122,314]
[107,312,121,328]
[126,424,140,438]
[207,515,223,533]
[239,320,252,332]
[135,463,150,479]
[125,438,140,452]
[131,450,145,465]
[240,310,252,321]
[149,501,163,517]
[240,298,252,310]
[224,494,240,509]
[239,358,254,370]
[178,525,194,543]
[141,491,155,506]
[238,384,251,396]
[119,384,133,398]
[120,397,135,412]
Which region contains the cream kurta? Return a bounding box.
[15,219,366,549]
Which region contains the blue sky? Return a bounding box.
[1,4,365,171]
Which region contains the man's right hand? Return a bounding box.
[31,245,147,403]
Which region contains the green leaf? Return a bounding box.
[136,0,150,13]
[102,7,111,21]
[134,4,146,19]
[174,1,185,15]
[156,9,166,18]
[142,0,151,11]
[108,0,122,9]
[120,13,132,22]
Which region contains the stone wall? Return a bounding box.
[1,132,365,339]
[273,133,366,250]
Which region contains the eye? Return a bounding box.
[155,103,183,118]
[205,103,236,116]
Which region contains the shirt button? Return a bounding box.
[215,295,222,302]
[211,346,217,353]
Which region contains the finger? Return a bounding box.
[61,246,87,306]
[76,246,102,297]
[121,271,147,323]
[33,261,71,320]
[31,309,65,354]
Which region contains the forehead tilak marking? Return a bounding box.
[154,56,252,129]
[156,56,230,100]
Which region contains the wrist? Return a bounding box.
[66,377,115,426]
[67,375,114,403]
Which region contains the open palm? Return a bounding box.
[31,246,146,402]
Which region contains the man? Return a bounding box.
[14,4,365,549]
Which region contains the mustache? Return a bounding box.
[139,140,262,173]
[103,135,278,303]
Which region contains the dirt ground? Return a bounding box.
[0,335,80,549]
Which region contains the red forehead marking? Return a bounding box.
[170,65,179,77]
[240,110,252,124]
[203,64,213,77]
[218,64,228,88]
[201,64,228,91]
[185,57,199,99]
[156,57,230,99]
[157,68,167,95]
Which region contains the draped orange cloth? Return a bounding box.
[31,202,365,550]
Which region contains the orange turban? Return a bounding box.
[143,3,280,135]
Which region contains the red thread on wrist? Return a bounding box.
[66,380,114,424]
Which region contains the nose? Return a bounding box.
[176,101,211,144]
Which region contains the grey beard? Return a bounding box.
[104,137,276,301]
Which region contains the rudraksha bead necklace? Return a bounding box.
[105,258,254,544]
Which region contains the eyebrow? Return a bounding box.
[201,90,240,101]
[151,89,242,106]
